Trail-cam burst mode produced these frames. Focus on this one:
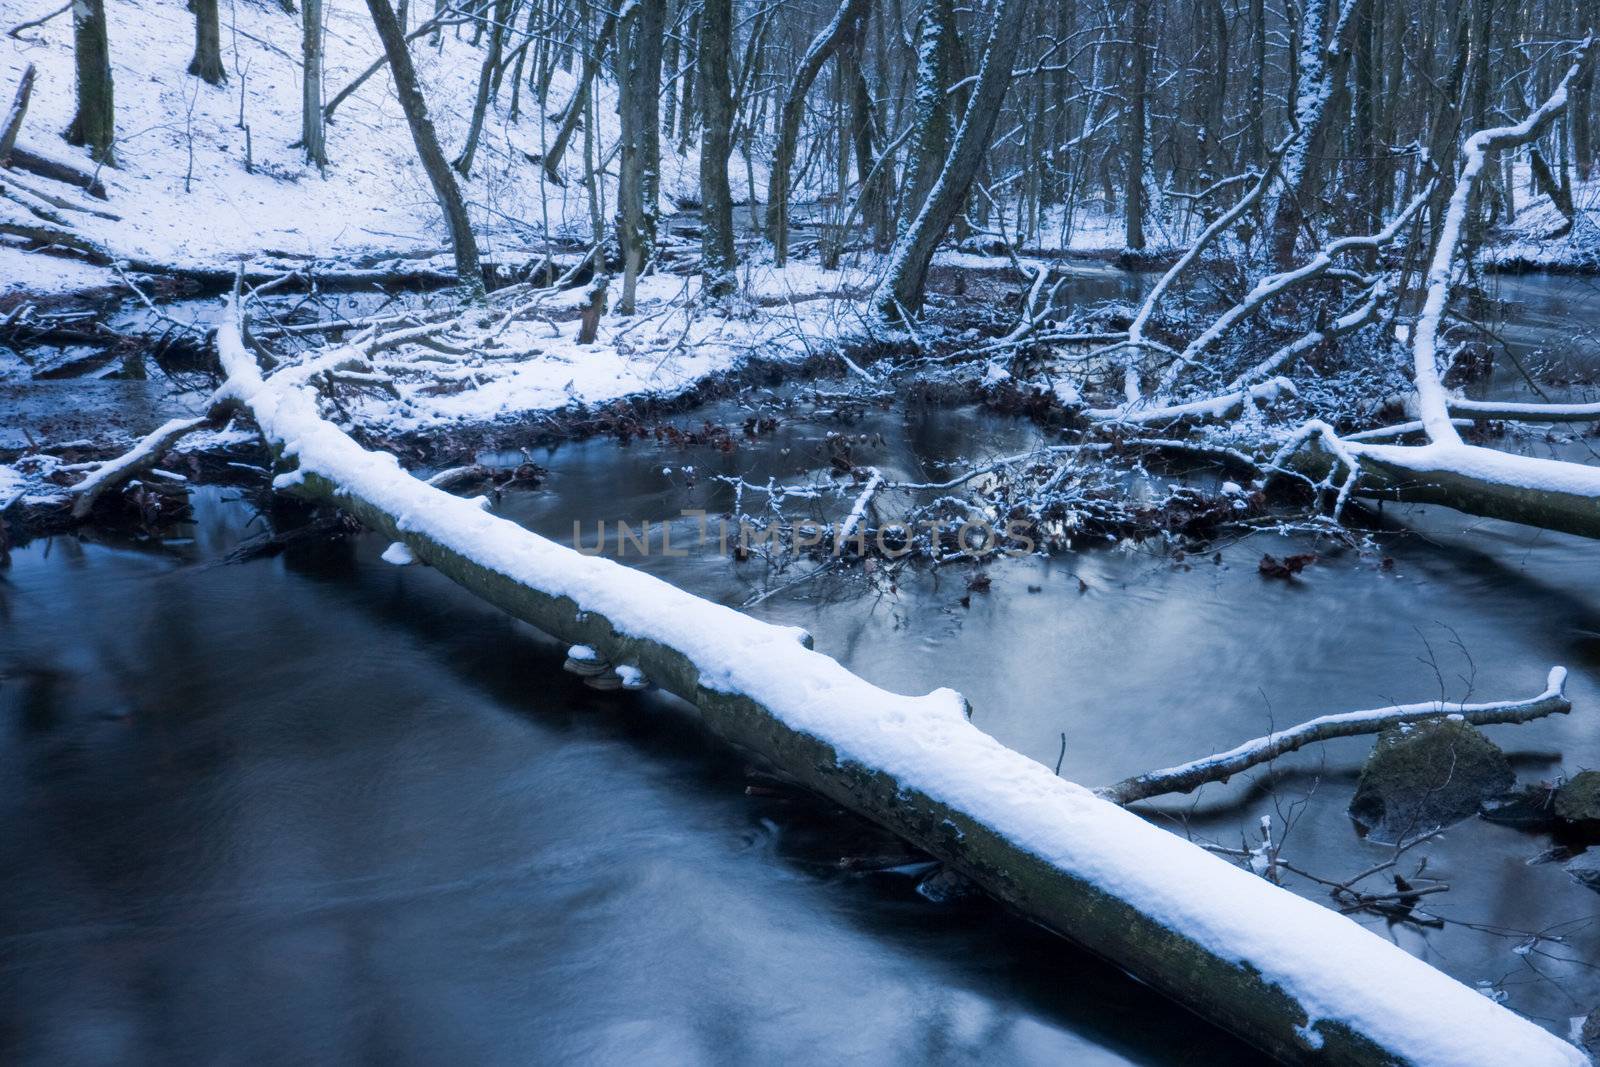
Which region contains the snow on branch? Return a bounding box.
[1411,38,1595,446]
[70,415,214,519]
[1101,668,1571,805]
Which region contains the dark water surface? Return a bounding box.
[0,487,1260,1066]
[6,270,1600,1063]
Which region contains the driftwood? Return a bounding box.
[217,289,1585,1066]
[1101,669,1570,805]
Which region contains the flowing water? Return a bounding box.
[5,269,1600,1064]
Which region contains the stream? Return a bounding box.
[4,268,1600,1064]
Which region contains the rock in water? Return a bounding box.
[1348,719,1513,842]
[1554,771,1600,838]
[1566,850,1600,894]
[1581,1006,1600,1057]
[1479,782,1560,831]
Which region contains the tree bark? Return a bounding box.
[764,0,869,264]
[64,0,115,165]
[697,0,737,296]
[1263,0,1368,270]
[302,0,327,169]
[615,0,666,314]
[188,0,227,85]
[364,0,484,294]
[1124,0,1149,250]
[898,0,956,230]
[453,0,512,176]
[873,0,1032,317]
[0,63,35,166]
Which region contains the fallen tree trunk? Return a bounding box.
[7,140,108,198]
[1294,437,1600,540]
[217,294,1585,1066]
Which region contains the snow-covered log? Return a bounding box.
[218,291,1584,1066]
[1446,397,1600,423]
[1102,668,1570,805]
[1298,437,1600,539]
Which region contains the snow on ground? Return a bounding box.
[0,243,115,299]
[332,258,882,433]
[0,0,725,270]
[1483,165,1600,270]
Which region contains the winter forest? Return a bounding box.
[4,0,1600,1062]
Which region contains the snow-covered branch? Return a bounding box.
[1101,668,1571,805]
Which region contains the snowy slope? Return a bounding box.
[0,0,712,270]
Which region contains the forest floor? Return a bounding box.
[3,0,1597,534]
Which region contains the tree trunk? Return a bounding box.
[1247,0,1265,167]
[453,0,512,175]
[188,0,227,85]
[1124,0,1149,250]
[364,0,484,294]
[302,0,327,169]
[873,0,1031,317]
[764,0,869,264]
[898,0,956,230]
[1264,0,1368,270]
[1571,0,1597,179]
[698,0,737,296]
[0,64,36,167]
[615,0,665,314]
[65,0,115,165]
[541,6,616,184]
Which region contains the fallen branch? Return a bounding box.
[217,286,1585,1066]
[1100,668,1570,805]
[835,468,883,546]
[70,415,214,518]
[0,63,34,164]
[1445,397,1600,423]
[7,141,108,198]
[5,2,67,38]
[1088,377,1296,427]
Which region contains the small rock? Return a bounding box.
[1554,771,1600,838]
[915,866,977,905]
[1565,850,1600,894]
[1349,719,1514,842]
[1580,1008,1600,1057]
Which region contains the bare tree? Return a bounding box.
[698,0,737,296]
[763,0,869,264]
[364,0,484,294]
[874,0,1033,317]
[615,0,666,313]
[301,0,327,169]
[65,0,115,164]
[188,0,227,86]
